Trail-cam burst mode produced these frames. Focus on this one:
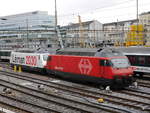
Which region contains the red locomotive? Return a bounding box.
[45,48,135,89]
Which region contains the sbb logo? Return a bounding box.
[26,56,37,66]
[78,59,92,75]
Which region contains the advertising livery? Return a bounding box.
[10,51,49,72]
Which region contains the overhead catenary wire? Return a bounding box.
[58,1,150,25]
[58,0,150,18]
[58,0,135,17]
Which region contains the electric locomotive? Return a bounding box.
[9,48,57,73]
[10,51,49,73]
[45,48,135,89]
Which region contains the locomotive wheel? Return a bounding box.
[105,86,110,91]
[139,73,143,78]
[99,85,105,90]
[134,73,143,78]
[40,69,47,75]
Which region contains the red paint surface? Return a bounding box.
[45,55,134,79]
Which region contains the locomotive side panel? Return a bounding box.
[10,52,49,72]
[47,55,102,77]
[46,55,124,79]
[10,52,38,67]
[46,55,114,85]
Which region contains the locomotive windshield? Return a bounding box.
[111,58,130,68]
[43,55,48,61]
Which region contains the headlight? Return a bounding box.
[129,74,132,77]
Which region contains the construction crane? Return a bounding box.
[78,15,95,48]
[78,15,85,48]
[126,24,145,46]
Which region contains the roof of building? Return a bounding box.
[0,11,50,20]
[62,20,95,28]
[140,11,150,16]
[103,19,137,26]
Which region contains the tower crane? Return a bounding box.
[78,15,85,48]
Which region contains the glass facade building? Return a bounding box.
[0,11,56,49]
[0,11,55,30]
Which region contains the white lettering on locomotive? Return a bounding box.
[12,55,25,64]
[78,59,92,74]
[10,52,49,69]
[54,66,64,71]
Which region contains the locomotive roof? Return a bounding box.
[15,48,57,54]
[56,47,124,57]
[56,47,150,57]
[95,48,124,57]
[56,48,98,56]
[56,47,150,54]
[56,48,98,52]
[12,46,150,56]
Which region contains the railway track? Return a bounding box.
[0,101,32,113]
[0,71,126,113]
[136,79,150,88]
[0,92,60,113]
[0,70,149,113]
[0,79,117,113]
[121,88,150,99]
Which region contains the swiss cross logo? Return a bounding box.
[78,59,92,75]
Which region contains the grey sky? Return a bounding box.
[0,0,150,25]
[57,0,117,14]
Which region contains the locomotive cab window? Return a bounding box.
[43,55,48,61]
[100,60,112,66]
[47,56,51,61]
[111,58,130,68]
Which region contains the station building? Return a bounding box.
[102,11,150,46]
[60,20,104,47]
[139,11,150,45]
[103,19,137,45]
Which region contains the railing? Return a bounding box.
[0,29,149,49]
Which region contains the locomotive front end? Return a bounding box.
[110,57,135,87]
[95,48,135,88]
